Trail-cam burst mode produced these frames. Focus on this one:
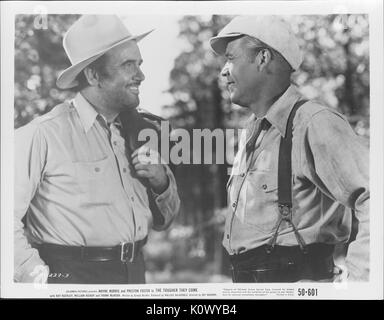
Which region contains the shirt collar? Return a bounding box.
[72,93,123,133]
[72,93,99,133]
[264,84,302,138]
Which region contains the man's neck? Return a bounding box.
[80,91,119,124]
[249,83,290,118]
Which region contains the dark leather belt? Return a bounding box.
[37,237,147,263]
[229,243,335,282]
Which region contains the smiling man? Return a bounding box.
[210,16,369,282]
[14,15,180,284]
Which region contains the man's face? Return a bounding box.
[98,41,145,112]
[221,38,261,107]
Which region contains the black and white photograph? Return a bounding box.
[1,0,383,300]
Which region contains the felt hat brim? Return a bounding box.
[56,29,153,89]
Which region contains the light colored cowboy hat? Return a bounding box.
[209,15,303,71]
[56,15,153,89]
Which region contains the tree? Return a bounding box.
[14,14,79,129]
[291,14,369,137]
[164,16,235,274]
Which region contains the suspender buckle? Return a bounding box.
[278,204,292,221]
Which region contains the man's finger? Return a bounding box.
[132,152,160,165]
[135,170,151,178]
[133,163,150,171]
[30,265,49,284]
[132,145,151,158]
[132,155,148,166]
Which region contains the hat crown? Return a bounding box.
[64,15,132,64]
[212,15,303,70]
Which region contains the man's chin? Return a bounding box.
[229,94,242,107]
[123,98,140,110]
[229,96,248,109]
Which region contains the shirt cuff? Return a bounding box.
[151,168,172,201]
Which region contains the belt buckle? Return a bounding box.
[120,242,135,263]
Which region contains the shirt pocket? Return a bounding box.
[243,170,280,233]
[73,157,114,206]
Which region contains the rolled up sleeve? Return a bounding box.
[304,109,369,281]
[150,164,180,231]
[14,123,48,282]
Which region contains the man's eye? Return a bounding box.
[124,62,133,68]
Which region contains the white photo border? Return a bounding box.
[1,0,383,299]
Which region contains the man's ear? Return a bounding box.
[256,48,273,71]
[83,67,100,87]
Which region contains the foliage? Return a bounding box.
[14,14,79,128]
[290,15,369,136]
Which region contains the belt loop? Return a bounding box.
[128,242,136,263]
[120,242,128,263]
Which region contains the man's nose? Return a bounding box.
[134,66,145,82]
[221,63,230,78]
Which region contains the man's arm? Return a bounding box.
[131,147,180,231]
[303,109,369,281]
[14,123,49,282]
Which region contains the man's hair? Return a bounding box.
[71,54,110,92]
[241,35,293,73]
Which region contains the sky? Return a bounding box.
[121,15,187,116]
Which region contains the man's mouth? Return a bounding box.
[227,82,235,91]
[128,83,140,94]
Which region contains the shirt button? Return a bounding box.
[113,141,118,146]
[138,226,141,231]
[240,173,245,177]
[131,196,134,202]
[95,167,100,172]
[123,168,127,173]
[232,202,237,208]
[262,184,267,190]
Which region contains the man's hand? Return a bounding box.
[333,265,348,283]
[131,146,169,194]
[22,264,49,284]
[297,265,349,283]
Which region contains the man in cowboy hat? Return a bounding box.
[14,15,180,284]
[210,16,369,282]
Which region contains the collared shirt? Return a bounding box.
[14,93,180,281]
[225,85,369,281]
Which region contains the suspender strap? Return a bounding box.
[266,99,308,253]
[278,99,307,206]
